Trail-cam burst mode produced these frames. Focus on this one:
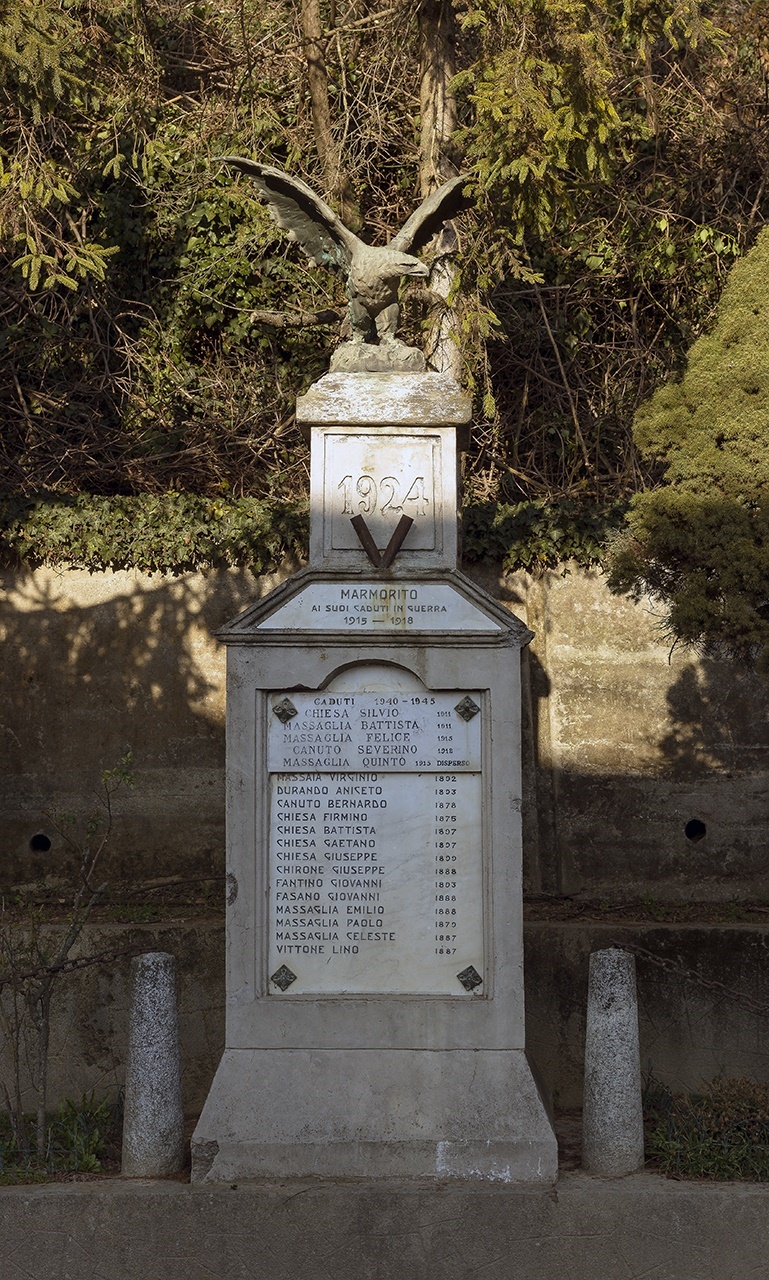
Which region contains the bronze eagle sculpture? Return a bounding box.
[223,158,468,372]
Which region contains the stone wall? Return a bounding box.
[515,567,769,900]
[33,922,224,1116]
[4,560,769,1112]
[3,561,767,898]
[525,921,769,1107]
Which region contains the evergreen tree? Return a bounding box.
[608,228,769,672]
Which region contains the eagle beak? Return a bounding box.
[403,261,429,278]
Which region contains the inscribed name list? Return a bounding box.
[267,691,484,995]
[268,690,481,772]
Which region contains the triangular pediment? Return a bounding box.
[217,568,532,646]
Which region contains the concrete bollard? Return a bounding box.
[582,946,644,1177]
[122,951,185,1177]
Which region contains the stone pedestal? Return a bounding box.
[192,372,557,1183]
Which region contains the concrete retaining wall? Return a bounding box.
[9,922,224,1115]
[3,563,769,898]
[0,564,281,884]
[1,1174,767,1280]
[509,565,769,900]
[4,561,769,1114]
[525,922,769,1107]
[7,919,769,1114]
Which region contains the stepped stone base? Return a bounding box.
[191,1047,557,1183]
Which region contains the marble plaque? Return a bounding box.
[324,433,439,551]
[308,424,458,571]
[256,581,503,632]
[267,688,485,996]
[268,689,482,772]
[268,771,483,996]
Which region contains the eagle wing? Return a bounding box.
[223,158,359,271]
[388,175,470,256]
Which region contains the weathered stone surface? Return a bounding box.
[470,563,769,901]
[2,1175,769,1280]
[0,922,222,1117]
[0,563,289,885]
[525,921,769,1108]
[192,1048,557,1182]
[196,593,555,1178]
[308,423,460,571]
[582,947,644,1176]
[122,952,184,1176]
[329,339,426,373]
[296,372,471,425]
[195,364,559,1181]
[227,570,516,640]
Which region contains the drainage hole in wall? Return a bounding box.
[684,819,707,843]
[29,833,52,853]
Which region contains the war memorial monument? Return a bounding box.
[191,163,557,1182]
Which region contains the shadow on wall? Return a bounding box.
[3,561,769,1112]
[517,596,769,902]
[0,565,290,885]
[3,559,769,899]
[524,919,769,1109]
[659,658,769,779]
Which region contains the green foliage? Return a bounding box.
[0,492,308,572]
[463,496,625,570]
[458,0,722,243]
[1,0,768,567]
[0,0,117,291]
[0,0,82,115]
[0,490,621,574]
[0,1094,118,1182]
[0,0,335,498]
[607,228,769,671]
[645,1077,769,1180]
[454,0,749,510]
[456,0,624,243]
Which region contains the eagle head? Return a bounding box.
[376,249,429,281]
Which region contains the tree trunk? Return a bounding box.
[300,0,358,225]
[417,0,458,198]
[418,0,462,377]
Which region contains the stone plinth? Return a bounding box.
[299,373,470,574]
[193,1050,555,1181]
[296,372,471,427]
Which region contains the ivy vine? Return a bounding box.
[0,491,623,575]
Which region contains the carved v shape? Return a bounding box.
[349,514,414,569]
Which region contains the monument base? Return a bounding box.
[329,339,426,373]
[191,1048,557,1183]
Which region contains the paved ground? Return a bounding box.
[1,1171,767,1280]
